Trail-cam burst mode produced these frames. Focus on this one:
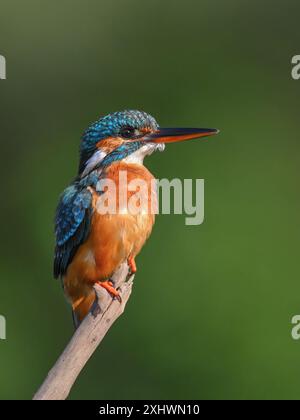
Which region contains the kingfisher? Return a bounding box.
[54,110,219,327]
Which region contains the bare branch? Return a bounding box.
[33,263,133,400]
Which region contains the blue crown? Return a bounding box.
[79,110,158,173]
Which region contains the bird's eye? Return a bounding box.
[120,126,139,139]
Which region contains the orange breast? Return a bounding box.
[64,162,156,299]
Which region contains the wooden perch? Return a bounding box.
[33,263,134,400]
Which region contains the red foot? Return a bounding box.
[96,281,122,302]
[128,256,137,275]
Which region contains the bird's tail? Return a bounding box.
[71,290,96,329]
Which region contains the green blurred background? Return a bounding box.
[0,0,300,400]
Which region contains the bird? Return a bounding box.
[54,110,219,327]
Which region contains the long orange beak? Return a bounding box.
[143,127,219,143]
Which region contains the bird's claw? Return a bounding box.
[96,280,122,303]
[127,256,137,279]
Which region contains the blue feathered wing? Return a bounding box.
[54,184,93,278]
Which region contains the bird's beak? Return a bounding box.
[143,127,219,144]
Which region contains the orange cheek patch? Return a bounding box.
[96,137,124,153]
[140,127,153,134]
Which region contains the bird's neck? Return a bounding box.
[104,161,155,183]
[80,142,163,178]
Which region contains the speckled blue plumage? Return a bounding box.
[79,110,158,174]
[54,110,158,278]
[54,183,91,278]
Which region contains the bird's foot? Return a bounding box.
[127,256,137,278]
[96,280,122,302]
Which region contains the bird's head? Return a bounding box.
[79,110,219,177]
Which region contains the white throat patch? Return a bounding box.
[81,142,165,177]
[123,143,165,165]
